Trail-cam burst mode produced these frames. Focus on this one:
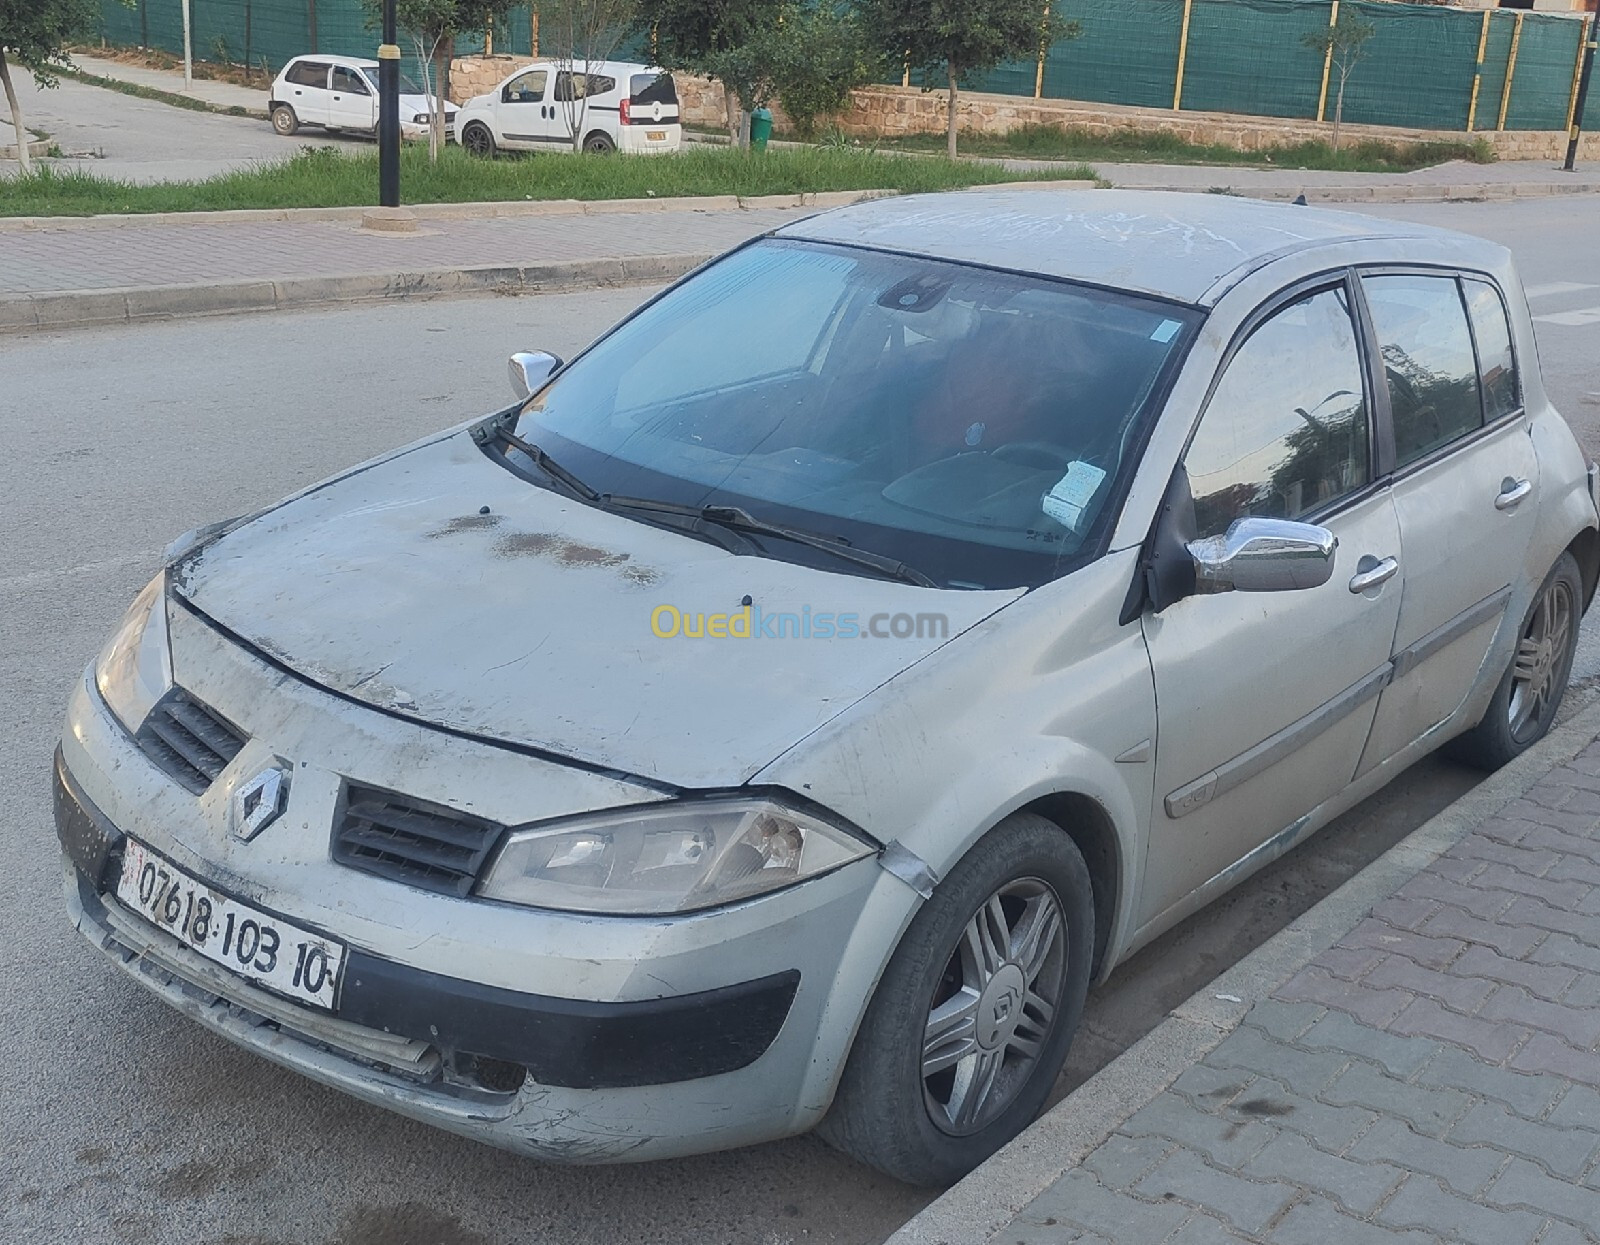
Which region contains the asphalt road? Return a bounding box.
[2,193,1598,1245]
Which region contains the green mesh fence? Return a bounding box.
[1180,0,1329,121]
[95,0,1598,137]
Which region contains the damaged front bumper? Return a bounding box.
[56,664,909,1163]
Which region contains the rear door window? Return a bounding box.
[287,61,330,89]
[555,72,615,101]
[1362,274,1483,469]
[1462,278,1520,421]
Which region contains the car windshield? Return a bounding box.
[507,239,1198,589]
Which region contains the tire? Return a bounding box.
[582,130,616,153]
[819,813,1094,1186]
[1449,551,1582,770]
[270,105,299,137]
[462,121,496,158]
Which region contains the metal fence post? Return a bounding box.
[1564,19,1596,170]
[1316,0,1339,124]
[1498,12,1524,132]
[1035,1,1050,98]
[1564,15,1590,135]
[1467,9,1491,132]
[1173,0,1194,112]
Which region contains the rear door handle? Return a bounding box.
[1349,555,1399,594]
[1496,477,1533,510]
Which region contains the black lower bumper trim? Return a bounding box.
[55,750,799,1089]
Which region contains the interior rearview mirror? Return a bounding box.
[509,350,563,401]
[1186,517,1337,594]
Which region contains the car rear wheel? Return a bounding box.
[270,105,299,136]
[583,131,616,153]
[1450,551,1582,770]
[819,812,1093,1186]
[462,121,495,157]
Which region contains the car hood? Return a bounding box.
[399,92,453,114]
[174,431,1021,789]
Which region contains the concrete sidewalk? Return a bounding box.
[892,702,1600,1245]
[68,53,272,117]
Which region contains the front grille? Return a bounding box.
[333,785,503,897]
[136,688,248,794]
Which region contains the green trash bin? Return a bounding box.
[750,107,773,152]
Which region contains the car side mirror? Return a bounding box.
[508,350,563,400]
[1186,517,1337,594]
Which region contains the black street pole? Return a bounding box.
[1565,19,1596,173]
[378,0,400,206]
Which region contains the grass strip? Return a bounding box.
[1,143,1092,217]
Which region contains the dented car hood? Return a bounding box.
[174,431,1022,789]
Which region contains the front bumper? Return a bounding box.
[57,646,911,1162]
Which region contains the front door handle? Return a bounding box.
[1496,477,1533,511]
[1349,555,1399,594]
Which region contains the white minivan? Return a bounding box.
[268,54,455,141]
[454,60,681,155]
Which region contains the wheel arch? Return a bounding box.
[1567,525,1599,611]
[582,128,615,149]
[1009,791,1122,981]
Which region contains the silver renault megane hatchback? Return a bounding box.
[57,190,1598,1185]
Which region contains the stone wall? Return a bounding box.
[447,60,1600,160]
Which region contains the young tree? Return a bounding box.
[0,0,97,174]
[361,0,516,159]
[538,0,641,152]
[1301,12,1375,153]
[643,0,779,146]
[771,4,881,139]
[860,0,1081,158]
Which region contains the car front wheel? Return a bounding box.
[270,105,299,136]
[461,122,495,157]
[819,812,1094,1186]
[1451,550,1582,769]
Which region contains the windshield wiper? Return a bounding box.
[476,418,600,503]
[603,496,939,588]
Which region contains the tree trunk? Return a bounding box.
[0,47,30,175]
[1332,71,1346,153]
[431,45,450,162]
[946,65,959,160]
[724,83,739,144]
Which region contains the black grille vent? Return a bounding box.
[136,689,248,794]
[333,785,503,897]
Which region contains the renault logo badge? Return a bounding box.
[232,767,286,842]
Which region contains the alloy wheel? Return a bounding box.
[1509,575,1575,743]
[922,878,1066,1136]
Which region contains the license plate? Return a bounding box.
[647,130,666,141]
[115,839,346,1010]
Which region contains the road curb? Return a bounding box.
[0,253,712,332]
[884,692,1600,1245]
[1124,178,1600,203]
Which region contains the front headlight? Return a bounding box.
[94,573,172,734]
[412,113,431,124]
[476,797,874,915]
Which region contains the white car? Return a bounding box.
[268,54,455,141]
[454,59,681,155]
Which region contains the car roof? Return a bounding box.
[514,59,662,77]
[776,189,1481,306]
[287,53,379,70]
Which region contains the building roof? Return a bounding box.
[777,189,1469,306]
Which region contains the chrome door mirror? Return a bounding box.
[1187,517,1337,594]
[509,350,563,400]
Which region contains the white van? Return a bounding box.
[453,60,681,155]
[268,54,455,141]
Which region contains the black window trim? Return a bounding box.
[1351,263,1526,486]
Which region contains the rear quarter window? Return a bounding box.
[286,61,329,89]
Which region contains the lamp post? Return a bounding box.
[378,0,401,207]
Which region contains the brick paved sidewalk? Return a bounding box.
[1002,743,1600,1245]
[0,207,798,297]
